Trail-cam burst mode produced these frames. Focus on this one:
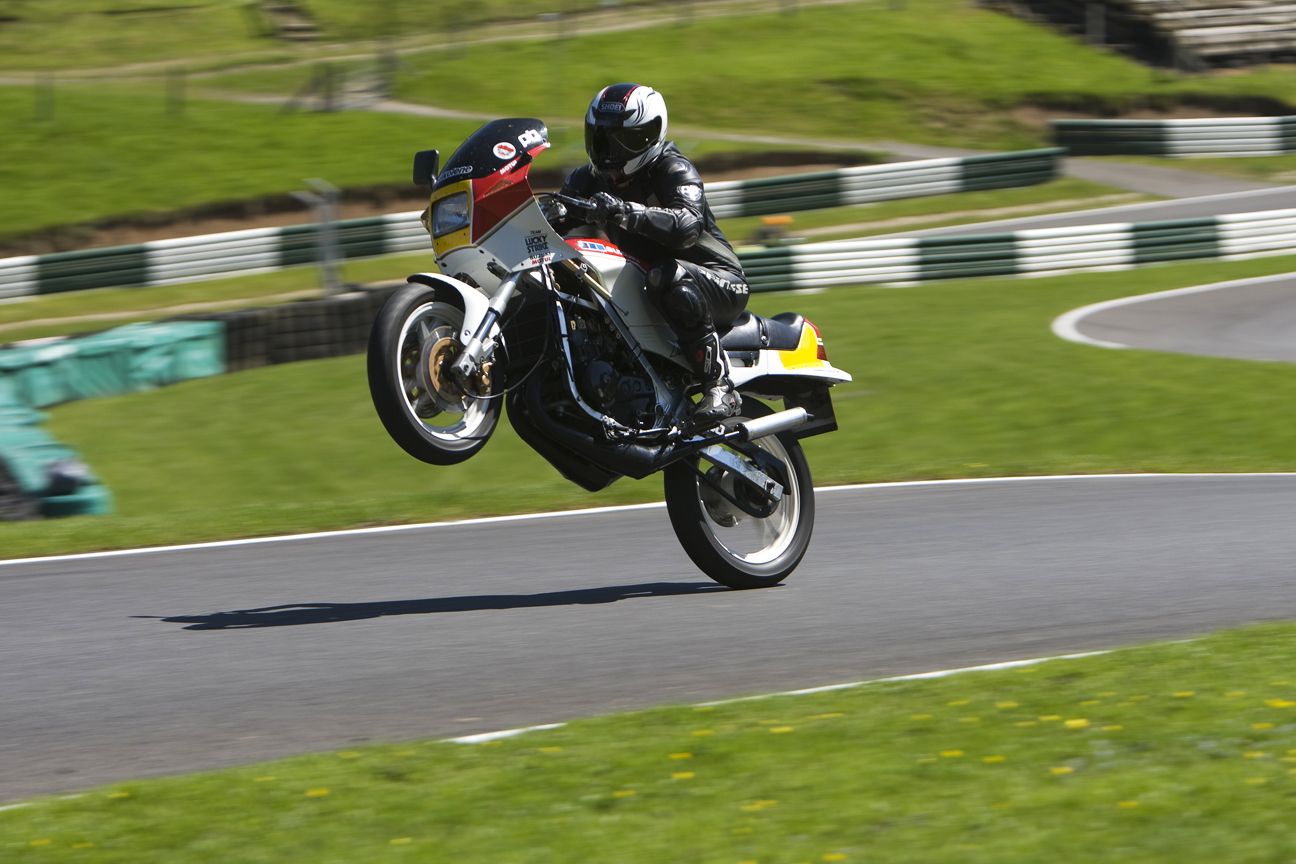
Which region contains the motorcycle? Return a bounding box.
[367,118,851,589]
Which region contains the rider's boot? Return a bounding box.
[688,331,741,425]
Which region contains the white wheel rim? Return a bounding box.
[698,433,800,566]
[394,303,493,448]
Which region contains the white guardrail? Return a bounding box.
[0,149,1062,300]
[1053,116,1296,157]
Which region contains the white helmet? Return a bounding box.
[584,83,669,179]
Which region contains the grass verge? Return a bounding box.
[2,253,1296,559]
[4,622,1296,861]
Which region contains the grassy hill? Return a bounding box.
[2,0,1294,242]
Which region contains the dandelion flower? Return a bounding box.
[1244,752,1268,760]
[672,772,696,780]
[612,789,636,798]
[692,730,715,737]
[1252,723,1275,731]
[1050,766,1074,776]
[1103,725,1124,732]
[30,839,52,848]
[253,776,276,783]
[770,726,795,734]
[810,713,845,720]
[995,701,1019,710]
[1065,719,1091,730]
[670,753,693,760]
[940,750,964,758]
[910,714,933,721]
[1080,700,1102,707]
[740,800,778,812]
[948,699,971,707]
[1173,691,1195,699]
[305,788,330,798]
[1118,801,1139,809]
[107,791,131,800]
[1039,715,1062,722]
[982,755,1006,764]
[824,855,848,862]
[1264,699,1296,709]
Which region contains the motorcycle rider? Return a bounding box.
[549,83,749,424]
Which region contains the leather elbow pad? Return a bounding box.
[627,206,703,249]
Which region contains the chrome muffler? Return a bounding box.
[734,407,811,442]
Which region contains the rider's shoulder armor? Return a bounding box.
[648,147,704,194]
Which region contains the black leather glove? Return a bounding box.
[588,191,627,226]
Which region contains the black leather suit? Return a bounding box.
[555,143,749,344]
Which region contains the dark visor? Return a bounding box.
[586,119,662,166]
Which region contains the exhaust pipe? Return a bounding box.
[735,407,811,442]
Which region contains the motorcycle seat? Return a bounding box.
[721,311,805,352]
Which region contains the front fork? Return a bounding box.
[448,270,524,390]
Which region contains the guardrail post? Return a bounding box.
[292,179,343,296]
[1085,2,1105,45]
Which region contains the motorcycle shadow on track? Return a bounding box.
[139,581,733,631]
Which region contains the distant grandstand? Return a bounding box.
[983,0,1296,68]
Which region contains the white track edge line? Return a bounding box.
[5,472,1296,567]
[1052,271,1296,349]
[447,649,1111,744]
[0,648,1112,809]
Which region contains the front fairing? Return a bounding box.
[426,119,579,287]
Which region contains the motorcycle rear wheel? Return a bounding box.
[663,401,815,589]
[367,285,500,465]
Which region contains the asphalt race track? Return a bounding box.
[4,475,1296,803]
[5,179,1296,807]
[1055,273,1296,364]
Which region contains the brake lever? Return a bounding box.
[554,193,596,214]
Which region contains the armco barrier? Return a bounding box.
[1053,117,1296,157]
[0,150,1062,300]
[739,207,1296,290]
[706,148,1062,217]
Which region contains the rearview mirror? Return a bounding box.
[412,149,440,187]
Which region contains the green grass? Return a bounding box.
[4,253,1296,559]
[4,622,1296,861]
[3,0,1290,243]
[0,85,483,242]
[0,79,835,246]
[0,0,671,70]
[359,0,1296,151]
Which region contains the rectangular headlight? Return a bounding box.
[432,192,470,237]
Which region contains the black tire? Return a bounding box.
[663,400,815,589]
[367,284,500,465]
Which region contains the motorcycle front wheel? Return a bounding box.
[367,285,500,465]
[663,401,815,589]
